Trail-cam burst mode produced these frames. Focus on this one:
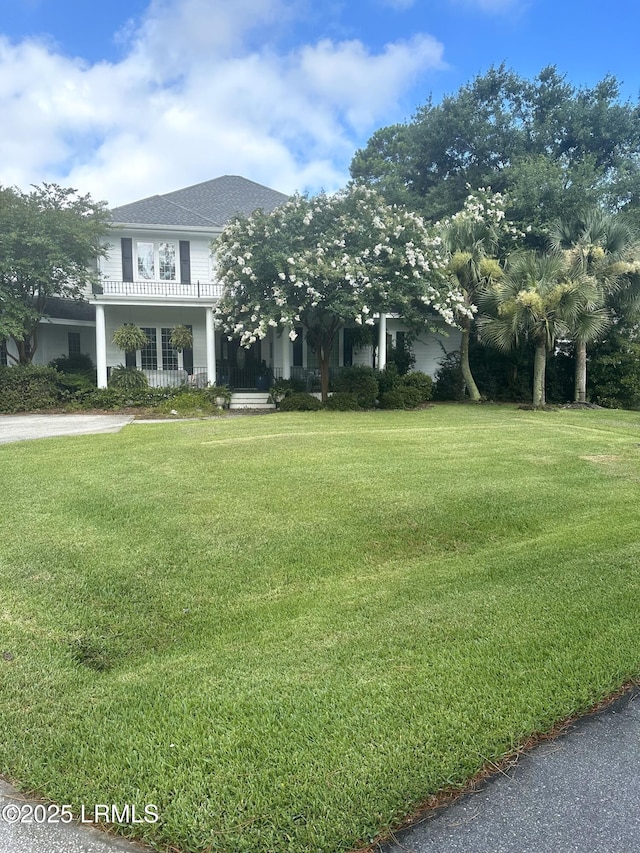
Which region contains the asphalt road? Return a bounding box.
[380,687,640,853]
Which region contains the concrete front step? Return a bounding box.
[230,392,275,410]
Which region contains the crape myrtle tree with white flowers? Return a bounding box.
[214,185,471,401]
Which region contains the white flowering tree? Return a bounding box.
[215,185,470,401]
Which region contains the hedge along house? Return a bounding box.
[3,176,461,398]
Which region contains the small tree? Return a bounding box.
[214,186,470,401]
[0,184,109,363]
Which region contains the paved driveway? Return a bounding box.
[0,415,134,444]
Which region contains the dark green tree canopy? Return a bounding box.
[351,65,640,234]
[0,183,109,363]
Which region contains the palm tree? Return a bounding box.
[548,208,639,403]
[441,217,503,401]
[479,251,604,408]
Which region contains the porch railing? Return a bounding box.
[140,366,283,390]
[94,280,223,299]
[137,366,349,391]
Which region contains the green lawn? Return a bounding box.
[1,405,640,852]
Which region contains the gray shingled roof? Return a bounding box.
[110,175,289,228]
[43,297,96,322]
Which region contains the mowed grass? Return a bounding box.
[1,405,640,852]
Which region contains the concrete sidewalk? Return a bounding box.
[380,686,640,853]
[0,414,133,444]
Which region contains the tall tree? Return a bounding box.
[351,66,640,235]
[548,208,638,402]
[438,188,521,400]
[214,186,470,401]
[479,251,600,407]
[0,184,109,363]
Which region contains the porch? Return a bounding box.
[135,365,340,394]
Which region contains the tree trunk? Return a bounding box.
[14,335,35,365]
[532,343,547,408]
[574,339,587,403]
[460,318,481,402]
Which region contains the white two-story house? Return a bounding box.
[5,175,461,397]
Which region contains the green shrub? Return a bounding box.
[0,365,61,413]
[279,392,323,411]
[376,364,400,396]
[433,351,465,401]
[398,386,422,408]
[108,366,149,390]
[81,386,178,410]
[157,390,219,417]
[56,372,97,398]
[378,389,405,410]
[48,353,96,375]
[386,339,416,375]
[332,365,378,409]
[81,388,122,410]
[588,331,640,409]
[379,386,422,409]
[268,378,304,408]
[400,371,433,402]
[48,353,97,404]
[202,385,232,408]
[324,392,361,411]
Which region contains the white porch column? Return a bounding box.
[378,313,387,370]
[282,327,291,379]
[205,307,217,385]
[95,304,108,388]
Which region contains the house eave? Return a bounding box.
[109,222,223,235]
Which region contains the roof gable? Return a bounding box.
[110,175,289,228]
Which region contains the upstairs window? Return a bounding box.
[136,241,177,281]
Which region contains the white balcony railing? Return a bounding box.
[94,280,223,299]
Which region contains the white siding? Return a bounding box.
[99,231,215,283]
[104,306,209,368]
[32,323,97,365]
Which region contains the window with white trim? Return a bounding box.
[161,328,178,371]
[140,327,157,369]
[68,332,81,357]
[136,241,177,281]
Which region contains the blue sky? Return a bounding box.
[2,0,639,206]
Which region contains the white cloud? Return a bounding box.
[0,0,445,205]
